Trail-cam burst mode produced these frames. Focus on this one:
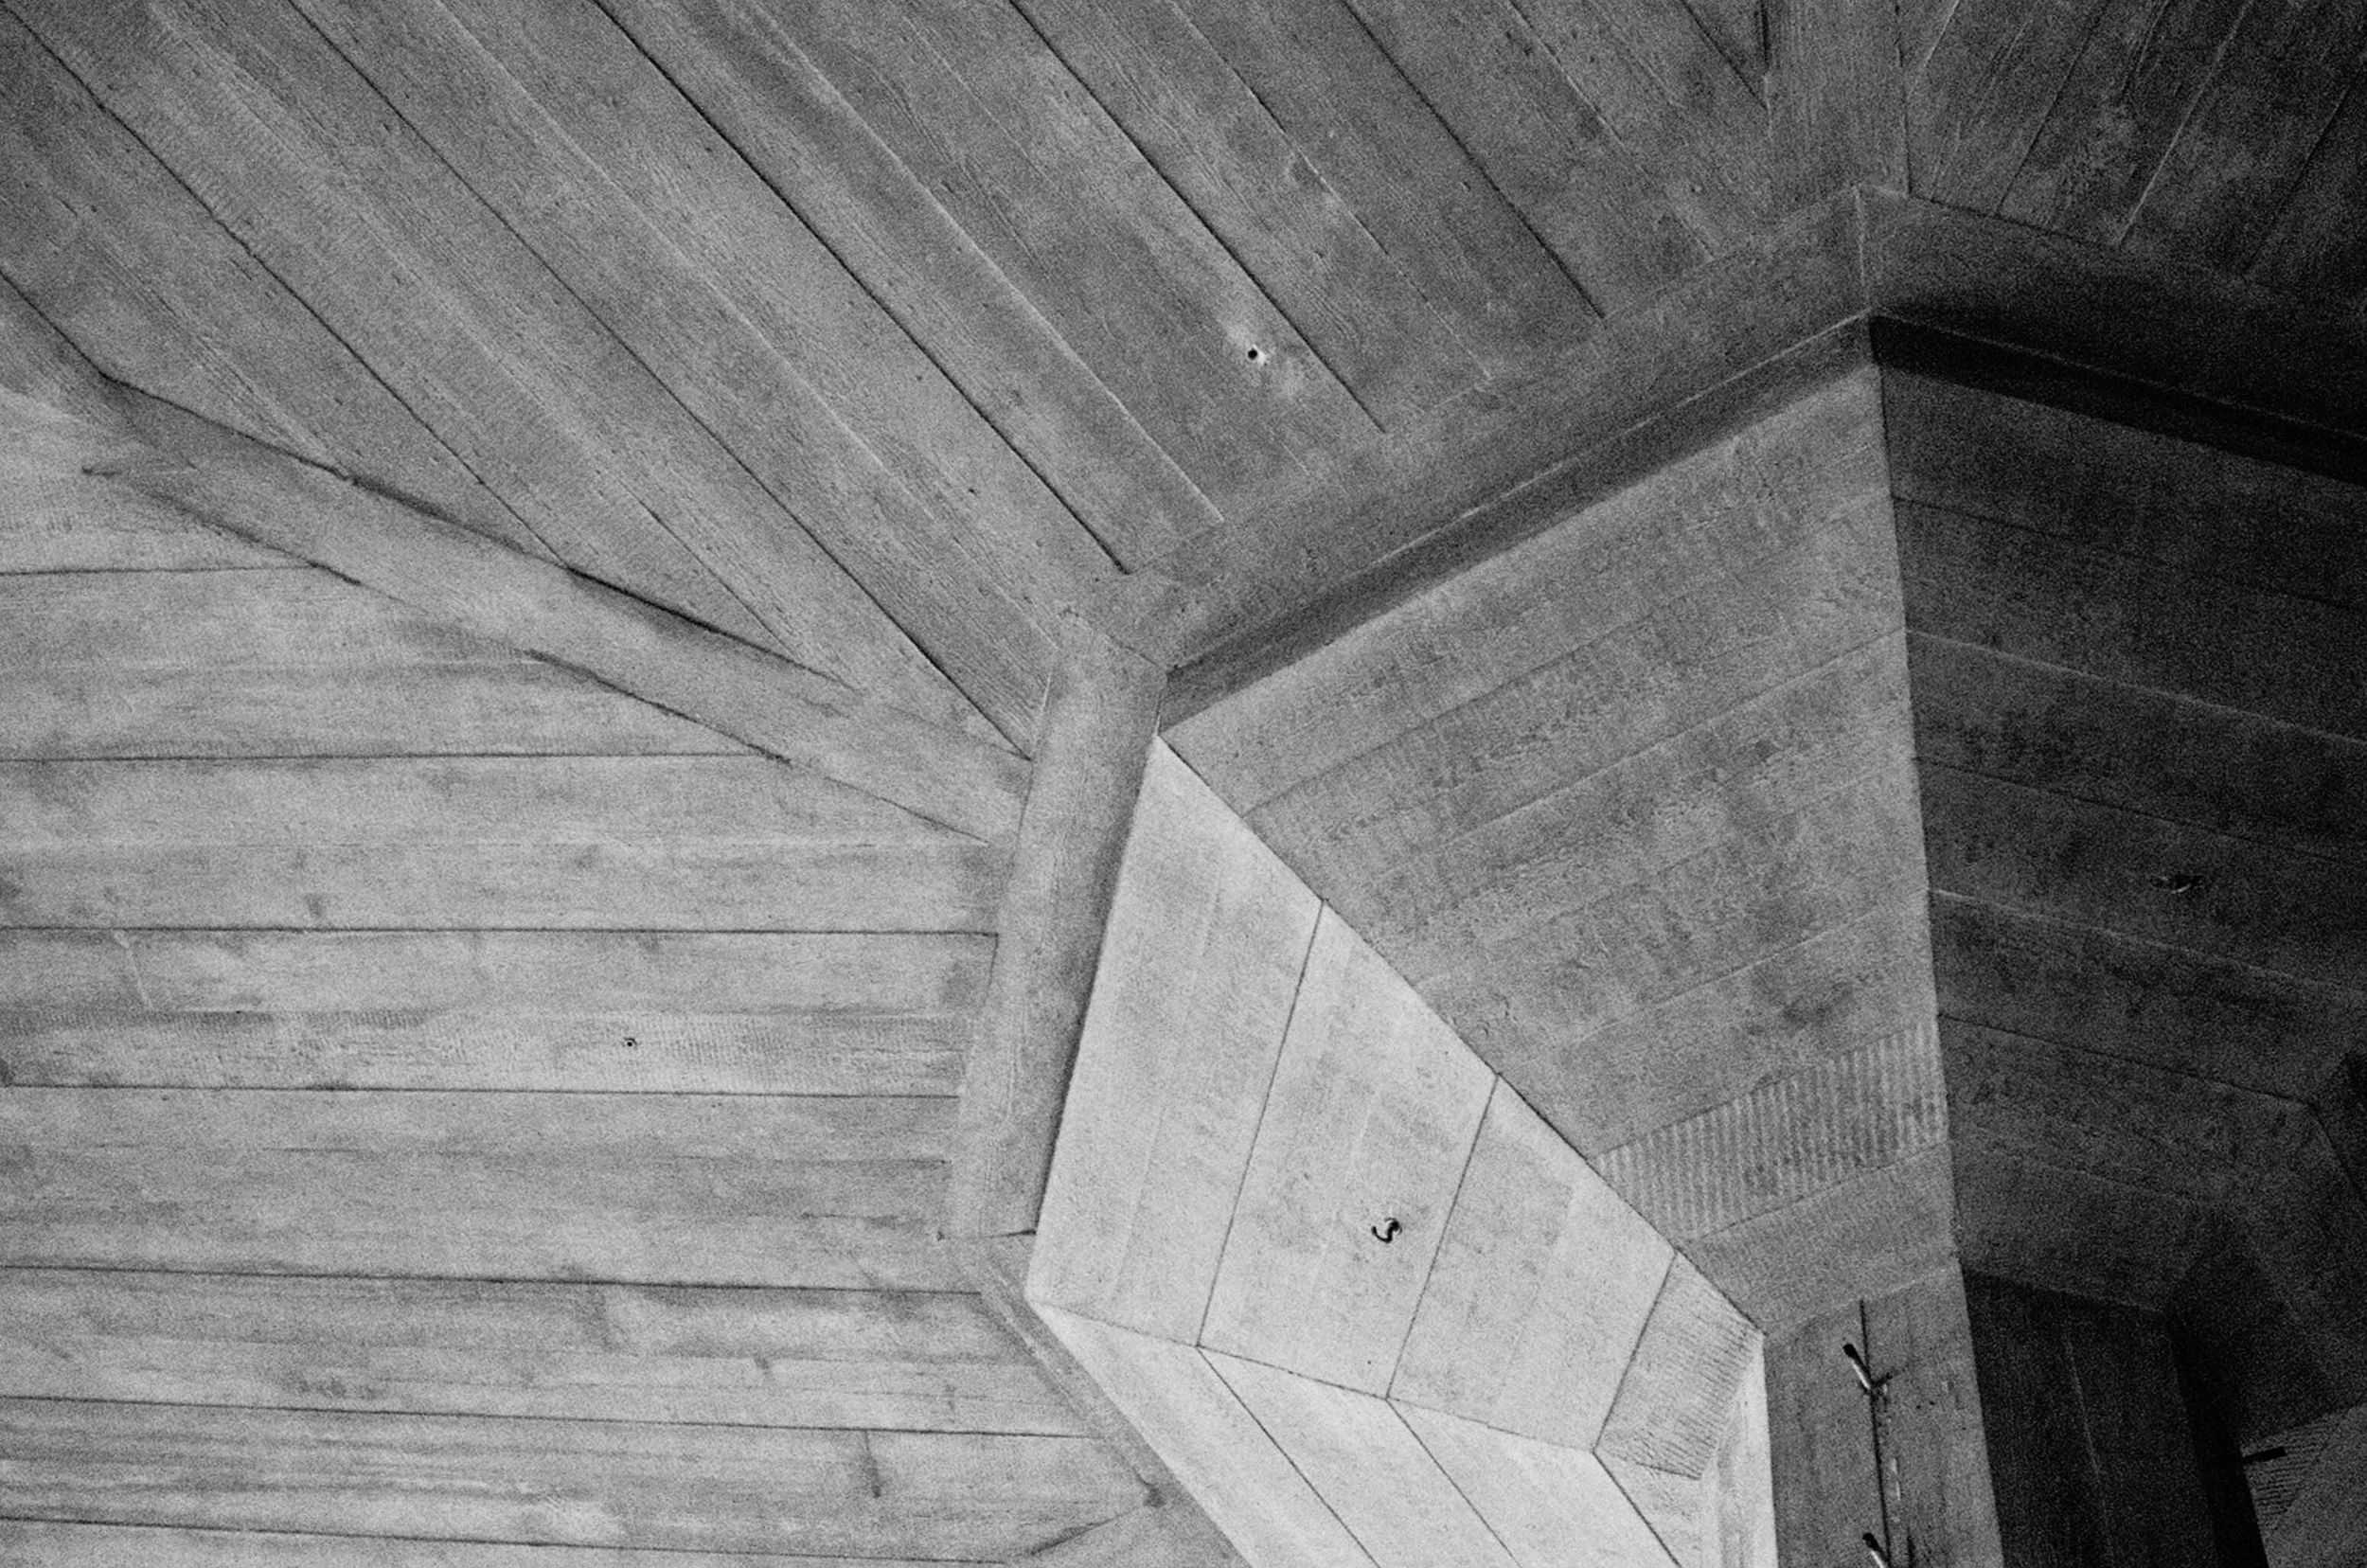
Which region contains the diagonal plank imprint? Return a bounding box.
[1028,743,1773,1568]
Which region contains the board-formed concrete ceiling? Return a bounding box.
[4,0,2365,732]
[4,1,2366,1563]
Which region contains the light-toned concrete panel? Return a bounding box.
[1207,1351,1517,1568]
[1596,1256,1761,1479]
[1036,1308,1374,1568]
[1202,908,1493,1389]
[1706,1340,1777,1568]
[1598,1457,1708,1568]
[1032,743,1322,1340]
[1399,1402,1678,1568]
[1394,1080,1671,1447]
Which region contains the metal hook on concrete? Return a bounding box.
[1843,1341,1888,1394]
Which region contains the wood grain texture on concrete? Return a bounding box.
[12,4,2367,1553]
[1332,0,1717,308]
[1906,633,2367,871]
[1883,371,2367,611]
[1358,634,1917,962]
[1,928,987,1021]
[15,0,861,665]
[1398,1402,1680,1568]
[0,756,1004,934]
[104,407,1028,840]
[1206,1352,1520,1568]
[596,0,1219,570]
[2257,1402,2367,1568]
[1393,1079,1673,1450]
[952,625,1166,1238]
[1148,190,1870,679]
[1863,191,2367,440]
[741,0,1375,517]
[2236,1128,2367,1393]
[1918,762,2367,990]
[0,432,1152,1563]
[958,1235,1248,1559]
[1201,907,1494,1391]
[1897,501,2367,742]
[1952,1135,2217,1310]
[0,22,549,561]
[0,391,289,571]
[1930,893,2367,1102]
[1168,376,1936,1306]
[1944,1020,2311,1207]
[1683,1144,1961,1332]
[0,1087,962,1291]
[1243,551,1913,977]
[1168,368,1891,808]
[1599,1022,1949,1241]
[1596,1256,1765,1481]
[962,1235,1252,1568]
[1598,1341,1778,1568]
[1037,1308,1375,1568]
[1022,729,1781,1566]
[1028,741,1322,1342]
[0,1523,959,1567]
[1766,1268,2002,1568]
[0,1267,1088,1435]
[0,926,979,1096]
[1965,1274,2225,1568]
[291,0,1077,739]
[1770,0,1906,205]
[1019,1501,1253,1568]
[1421,759,1931,1153]
[0,566,751,761]
[1008,0,1513,423]
[0,1396,1141,1559]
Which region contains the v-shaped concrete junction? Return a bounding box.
[1028,356,2367,1567]
[1034,745,1773,1568]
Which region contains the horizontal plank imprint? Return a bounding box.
[1168,370,1891,806]
[0,1398,1140,1557]
[1248,499,1909,909]
[0,757,999,934]
[1930,893,2367,1099]
[1882,370,2367,612]
[1896,500,2367,739]
[0,1088,961,1289]
[0,1268,1085,1434]
[1919,761,2367,988]
[0,1008,969,1095]
[0,1520,970,1567]
[0,401,292,571]
[0,569,748,758]
[1906,633,2367,867]
[0,928,990,1016]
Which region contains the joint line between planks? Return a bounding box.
[287,2,864,688]
[0,1388,1085,1442]
[1348,0,1608,321]
[1018,0,1398,437]
[3,11,557,561]
[0,1260,988,1298]
[1930,889,2367,1000]
[590,0,1138,581]
[1190,901,1326,1349]
[0,1512,1013,1560]
[1195,1344,1384,1565]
